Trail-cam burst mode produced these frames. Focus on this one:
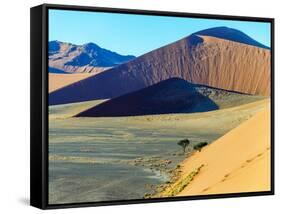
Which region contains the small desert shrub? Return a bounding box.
[177,139,190,153]
[193,142,208,152]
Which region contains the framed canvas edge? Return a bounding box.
[30,3,275,210]
[30,4,47,209]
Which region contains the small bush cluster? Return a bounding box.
[193,142,208,152]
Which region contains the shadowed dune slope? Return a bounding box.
[49,27,270,105]
[164,101,270,196]
[76,78,218,117]
[76,78,263,117]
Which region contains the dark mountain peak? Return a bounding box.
[49,40,60,44]
[48,40,77,55]
[49,40,63,53]
[49,40,75,47]
[49,40,62,44]
[193,26,269,49]
[83,42,101,50]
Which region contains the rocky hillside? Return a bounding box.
[49,40,135,73]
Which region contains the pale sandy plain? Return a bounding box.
[159,99,270,197]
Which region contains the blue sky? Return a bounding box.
[49,9,271,56]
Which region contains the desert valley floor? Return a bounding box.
[49,97,270,204]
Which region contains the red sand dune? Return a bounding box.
[172,101,271,196]
[49,27,270,105]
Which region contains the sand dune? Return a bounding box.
[76,78,219,117]
[76,78,264,117]
[195,27,269,49]
[160,100,271,196]
[49,27,270,105]
[49,73,97,93]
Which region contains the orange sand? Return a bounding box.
[49,73,96,93]
[168,100,271,196]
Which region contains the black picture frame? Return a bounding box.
[30,3,275,210]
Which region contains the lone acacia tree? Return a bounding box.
[177,139,190,154]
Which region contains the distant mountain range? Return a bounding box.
[49,27,270,105]
[49,40,136,73]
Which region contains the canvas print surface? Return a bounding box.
[48,9,271,204]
